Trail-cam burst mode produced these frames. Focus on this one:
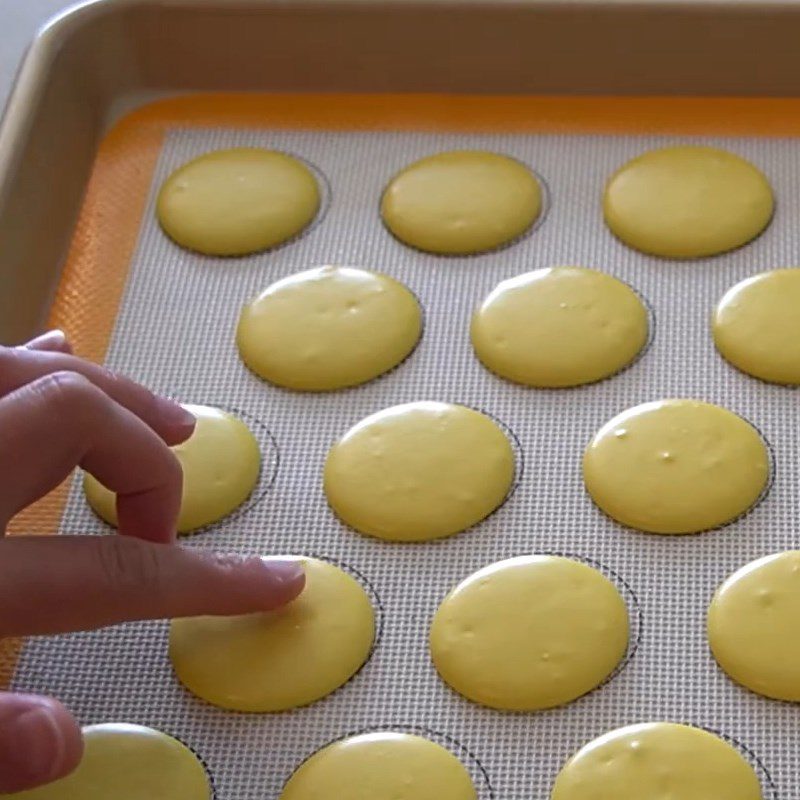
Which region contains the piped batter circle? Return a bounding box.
[583,399,770,534]
[471,267,649,387]
[157,148,320,256]
[603,146,773,258]
[550,723,762,800]
[237,266,423,390]
[713,269,800,384]
[169,556,375,711]
[381,150,542,255]
[12,723,212,800]
[84,404,262,535]
[280,732,477,800]
[323,402,515,542]
[708,550,800,701]
[429,555,630,711]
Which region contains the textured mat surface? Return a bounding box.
[13,126,800,798]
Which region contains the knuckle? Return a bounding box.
[29,371,97,425]
[97,365,124,394]
[32,370,93,405]
[99,366,154,409]
[96,537,163,597]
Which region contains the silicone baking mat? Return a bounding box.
[9,100,800,798]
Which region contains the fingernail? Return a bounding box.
[261,558,305,587]
[24,329,70,353]
[43,329,68,348]
[11,706,67,783]
[156,397,197,431]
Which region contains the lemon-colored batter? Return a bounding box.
[237,266,422,390]
[471,267,648,387]
[169,557,374,711]
[280,733,477,800]
[84,404,261,534]
[13,723,211,800]
[551,723,762,800]
[381,150,542,254]
[157,148,320,256]
[708,551,800,701]
[713,269,800,384]
[583,399,769,534]
[603,146,773,258]
[323,402,515,542]
[429,556,629,711]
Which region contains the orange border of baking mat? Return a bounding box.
[6,91,800,688]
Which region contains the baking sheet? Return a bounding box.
[12,126,800,798]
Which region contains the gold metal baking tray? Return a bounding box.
[2,0,800,342]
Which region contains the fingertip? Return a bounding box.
[154,397,197,446]
[161,425,196,447]
[260,558,307,606]
[0,694,83,793]
[196,554,307,615]
[38,697,84,782]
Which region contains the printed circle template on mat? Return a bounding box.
[550,723,762,800]
[237,266,423,390]
[708,551,800,701]
[471,267,649,387]
[84,404,261,534]
[157,148,320,256]
[323,402,515,542]
[381,150,542,254]
[169,557,375,711]
[429,555,629,710]
[603,146,774,258]
[713,269,800,384]
[583,399,769,534]
[12,723,212,800]
[280,733,477,800]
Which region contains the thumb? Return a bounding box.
[0,536,306,637]
[0,693,82,793]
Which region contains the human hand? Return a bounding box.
[0,331,305,793]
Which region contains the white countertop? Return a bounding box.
[1,1,74,111]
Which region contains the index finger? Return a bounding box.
[0,348,194,447]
